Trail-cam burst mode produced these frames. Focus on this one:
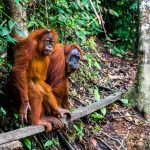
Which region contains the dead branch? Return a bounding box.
[119,128,130,149]
[95,137,113,150]
[89,0,121,42]
[57,131,76,150]
[0,91,123,145]
[98,131,127,150]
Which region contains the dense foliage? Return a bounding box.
[0,1,15,53]
[0,0,138,56]
[100,0,139,55]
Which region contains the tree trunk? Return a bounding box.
[136,0,150,122]
[2,0,28,37]
[2,0,28,63]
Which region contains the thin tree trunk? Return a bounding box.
[2,0,28,37]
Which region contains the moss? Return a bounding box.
[123,84,138,108]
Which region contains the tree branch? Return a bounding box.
[89,0,121,42]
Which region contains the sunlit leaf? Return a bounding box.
[14,113,19,119]
[1,27,10,36]
[44,140,53,147]
[15,0,20,4]
[94,61,101,69]
[120,99,128,106]
[90,112,104,119]
[94,87,100,101]
[101,108,106,116]
[0,107,6,115]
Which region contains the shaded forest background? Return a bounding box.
[0,0,139,55]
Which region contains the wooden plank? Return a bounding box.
[71,91,123,121]
[0,91,123,145]
[0,141,22,149]
[0,125,45,145]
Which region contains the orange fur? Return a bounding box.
[7,28,59,131]
[46,44,83,110]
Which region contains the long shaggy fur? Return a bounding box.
[46,44,83,108]
[7,28,59,130]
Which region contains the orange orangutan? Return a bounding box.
[7,29,69,131]
[45,44,83,117]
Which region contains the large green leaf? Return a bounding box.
[90,112,104,119]
[24,138,31,149]
[44,140,53,147]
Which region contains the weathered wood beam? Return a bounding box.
[0,91,123,145]
[70,91,123,121]
[0,141,22,149]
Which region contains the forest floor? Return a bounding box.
[65,44,150,150]
[0,40,150,150]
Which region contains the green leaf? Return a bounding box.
[53,139,59,145]
[130,2,138,9]
[38,20,45,27]
[14,113,19,119]
[101,108,106,116]
[15,0,20,4]
[73,124,83,140]
[0,107,6,115]
[89,88,93,94]
[120,99,128,106]
[116,53,123,58]
[73,124,80,132]
[88,58,92,68]
[6,35,16,43]
[94,87,100,101]
[27,22,35,28]
[94,61,101,69]
[8,20,15,30]
[44,140,53,147]
[71,2,79,10]
[1,27,10,36]
[24,138,31,149]
[90,112,104,119]
[111,49,116,55]
[75,30,86,41]
[94,124,101,132]
[109,9,119,17]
